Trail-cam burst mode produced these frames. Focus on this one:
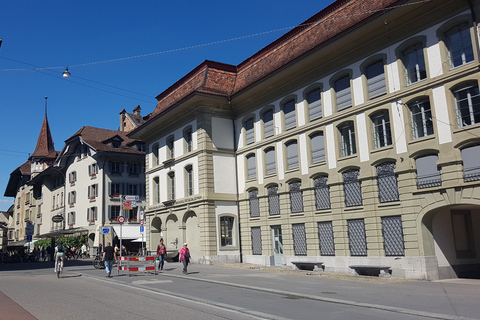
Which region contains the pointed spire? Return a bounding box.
[30,97,55,158]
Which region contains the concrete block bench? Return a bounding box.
[349,265,391,278]
[291,261,324,271]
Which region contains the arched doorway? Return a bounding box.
[150,217,162,251]
[422,204,480,279]
[184,211,200,256]
[165,214,180,252]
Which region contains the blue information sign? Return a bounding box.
[140,226,144,233]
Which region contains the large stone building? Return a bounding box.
[131,0,480,279]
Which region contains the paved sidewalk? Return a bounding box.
[0,291,37,320]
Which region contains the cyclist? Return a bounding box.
[54,242,65,273]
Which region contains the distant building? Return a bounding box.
[131,0,480,279]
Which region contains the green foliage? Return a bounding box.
[34,235,88,249]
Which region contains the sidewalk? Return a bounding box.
[0,291,37,320]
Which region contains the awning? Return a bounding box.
[8,240,28,247]
[131,237,146,243]
[39,227,89,238]
[112,225,142,240]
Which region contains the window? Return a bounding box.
[87,207,97,222]
[265,147,276,175]
[127,183,138,195]
[318,221,335,256]
[110,161,122,174]
[415,155,441,189]
[310,132,325,164]
[249,189,260,218]
[246,153,256,180]
[167,136,174,159]
[68,212,76,226]
[153,177,160,203]
[335,75,352,111]
[314,175,330,210]
[376,162,399,203]
[289,180,303,213]
[366,60,386,99]
[245,117,255,145]
[348,219,367,256]
[307,88,322,121]
[137,144,146,152]
[446,23,474,69]
[382,216,405,256]
[267,185,280,215]
[220,216,234,246]
[286,140,299,170]
[251,227,262,255]
[125,207,138,221]
[112,140,121,148]
[343,169,362,207]
[127,163,139,176]
[402,44,427,85]
[168,172,175,200]
[453,83,480,127]
[292,223,307,256]
[109,183,120,197]
[409,98,433,139]
[152,143,159,166]
[461,145,480,182]
[88,184,98,199]
[371,111,392,148]
[88,163,98,176]
[184,127,193,152]
[339,122,356,157]
[283,100,296,130]
[68,191,76,205]
[108,205,121,221]
[69,171,77,183]
[262,109,274,138]
[185,166,193,196]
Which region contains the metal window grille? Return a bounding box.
[376,163,399,203]
[251,227,262,255]
[289,181,304,213]
[348,219,367,256]
[314,176,331,210]
[292,223,307,256]
[382,216,405,256]
[268,185,280,215]
[343,170,362,207]
[318,221,335,256]
[249,189,260,218]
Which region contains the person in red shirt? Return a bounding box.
[179,243,191,275]
[156,239,166,271]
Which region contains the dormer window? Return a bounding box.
[112,140,121,148]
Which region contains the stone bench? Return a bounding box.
[291,261,324,271]
[349,265,391,278]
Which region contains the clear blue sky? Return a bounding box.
[0,0,332,211]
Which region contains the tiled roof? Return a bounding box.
[68,126,144,155]
[146,0,402,121]
[30,115,56,159]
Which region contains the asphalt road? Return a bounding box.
[1,260,479,320]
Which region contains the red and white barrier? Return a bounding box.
[117,256,157,276]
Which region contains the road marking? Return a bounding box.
[132,279,172,285]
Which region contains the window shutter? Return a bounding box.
[87,208,90,221]
[287,141,299,169]
[366,61,386,99]
[108,182,111,196]
[88,186,91,198]
[247,154,256,179]
[415,155,441,188]
[311,133,325,163]
[265,148,276,175]
[462,146,480,181]
[307,89,322,121]
[245,118,254,144]
[284,101,296,130]
[263,110,274,138]
[336,76,352,110]
[108,206,112,221]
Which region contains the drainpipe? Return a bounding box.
[229,97,243,263]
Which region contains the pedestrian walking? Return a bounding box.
[156,239,166,271]
[102,242,116,277]
[179,243,190,274]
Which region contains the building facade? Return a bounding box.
[131,0,480,279]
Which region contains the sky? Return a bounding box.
[0,0,333,211]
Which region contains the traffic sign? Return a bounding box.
[122,201,132,209]
[118,216,125,224]
[124,195,139,201]
[140,226,144,233]
[100,227,111,234]
[140,219,144,226]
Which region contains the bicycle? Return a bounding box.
[93,254,105,269]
